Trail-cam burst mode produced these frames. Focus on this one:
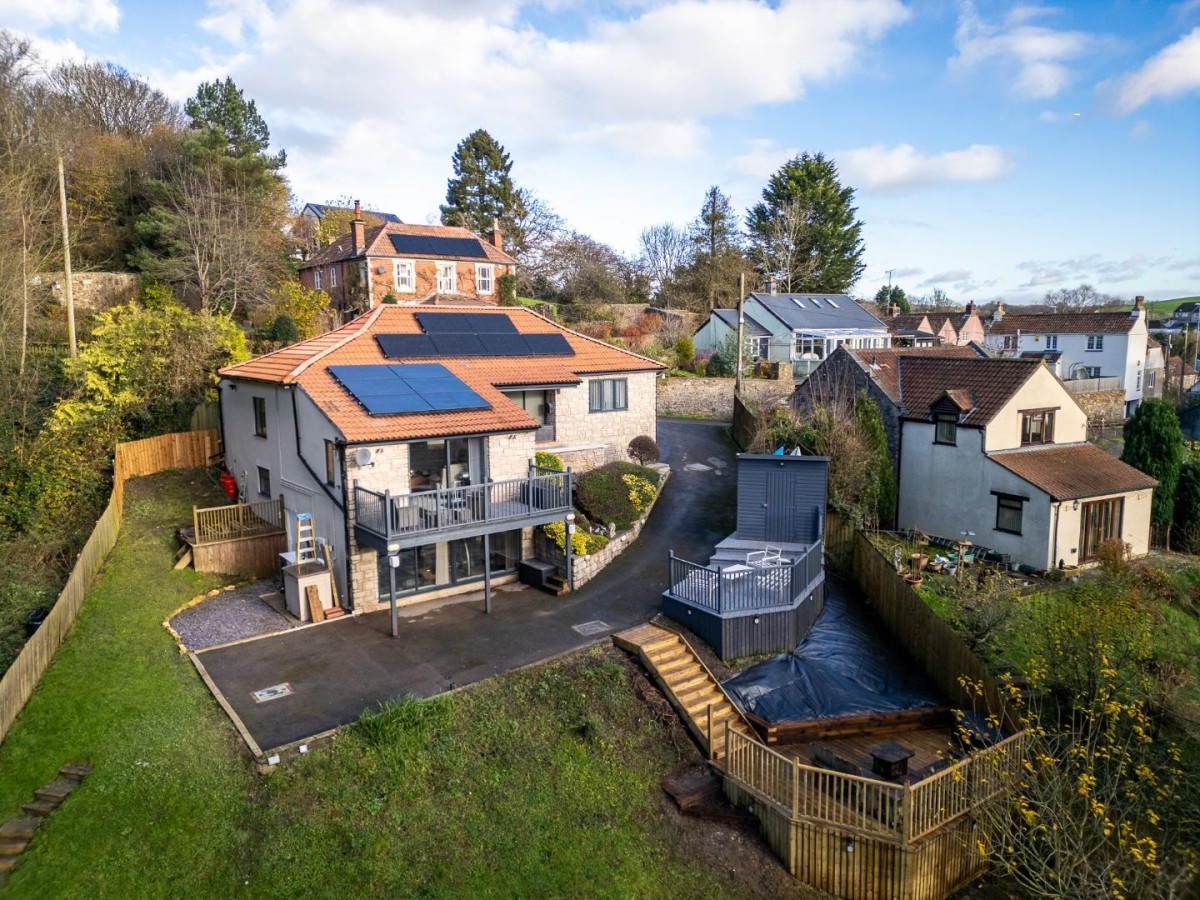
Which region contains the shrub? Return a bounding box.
[535,450,564,472]
[627,435,660,465]
[673,335,695,369]
[269,313,300,345]
[498,273,518,306]
[542,520,589,555]
[575,461,661,531]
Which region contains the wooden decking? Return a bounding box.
[612,623,753,760]
[774,724,960,785]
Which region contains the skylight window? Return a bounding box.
[792,298,806,309]
[827,299,840,308]
[810,298,822,308]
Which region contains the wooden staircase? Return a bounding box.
[613,623,753,762]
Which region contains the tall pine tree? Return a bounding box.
[440,129,525,237]
[746,152,864,294]
[1120,397,1183,542]
[676,185,753,312]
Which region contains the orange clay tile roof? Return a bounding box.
[849,345,983,401]
[219,306,663,443]
[303,222,515,268]
[988,311,1141,335]
[897,356,1044,427]
[989,443,1158,500]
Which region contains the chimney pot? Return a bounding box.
[353,199,361,220]
[350,200,365,256]
[488,218,503,250]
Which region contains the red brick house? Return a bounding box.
[299,202,517,314]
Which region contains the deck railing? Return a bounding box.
[723,723,1027,844]
[354,470,571,541]
[667,541,822,614]
[193,497,285,545]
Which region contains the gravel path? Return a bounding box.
[171,580,297,651]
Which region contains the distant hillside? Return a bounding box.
[1146,296,1200,316]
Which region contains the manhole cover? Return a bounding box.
[252,683,294,703]
[572,620,611,636]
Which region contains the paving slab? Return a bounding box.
[196,419,739,752]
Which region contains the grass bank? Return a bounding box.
[1,471,803,898]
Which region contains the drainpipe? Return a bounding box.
[1051,501,1061,571]
[337,440,353,612]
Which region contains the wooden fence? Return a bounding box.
[823,510,857,573]
[851,531,1020,732]
[0,430,219,744]
[193,497,284,544]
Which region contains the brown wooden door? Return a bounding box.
[1079,497,1123,562]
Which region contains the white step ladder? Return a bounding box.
[295,513,318,564]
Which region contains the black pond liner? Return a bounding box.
[723,577,947,724]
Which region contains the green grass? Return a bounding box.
[0,470,788,898]
[1145,296,1200,316]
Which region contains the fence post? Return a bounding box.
[792,757,800,820]
[902,782,913,845]
[707,703,713,759]
[193,505,200,543]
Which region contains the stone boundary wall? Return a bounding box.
[657,377,793,420]
[533,465,670,589]
[1071,388,1126,427]
[39,271,141,314]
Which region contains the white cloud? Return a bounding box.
[1015,253,1174,288]
[949,1,1095,99]
[920,270,973,287]
[1110,27,1200,112]
[837,143,1016,192]
[1038,109,1082,123]
[1130,119,1152,140]
[563,120,709,160]
[0,0,119,32]
[728,138,799,179]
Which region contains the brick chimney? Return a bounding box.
[992,302,1005,323]
[351,199,364,255]
[1132,295,1145,319]
[964,300,975,316]
[889,303,900,317]
[487,218,503,250]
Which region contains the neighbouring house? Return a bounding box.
[894,356,1156,569]
[1145,337,1166,400]
[985,297,1150,416]
[946,302,987,346]
[298,202,517,315]
[692,292,890,374]
[792,344,987,483]
[691,308,775,360]
[218,305,663,613]
[1171,301,1200,326]
[883,312,942,348]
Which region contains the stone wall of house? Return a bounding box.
[533,466,669,588]
[551,371,658,472]
[43,271,140,315]
[1071,389,1126,427]
[488,431,537,481]
[656,376,793,420]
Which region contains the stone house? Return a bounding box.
[218,305,662,613]
[298,202,517,316]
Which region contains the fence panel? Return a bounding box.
[0,430,218,745]
[193,497,284,544]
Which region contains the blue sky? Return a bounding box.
[4,0,1199,303]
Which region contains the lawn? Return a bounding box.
[0,471,805,898]
[1145,296,1200,317]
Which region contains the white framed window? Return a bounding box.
[1002,335,1018,350]
[329,266,337,288]
[313,268,322,290]
[476,264,494,295]
[1045,334,1058,350]
[1148,371,1156,389]
[1087,334,1104,351]
[436,262,457,293]
[394,260,415,293]
[1136,371,1142,390]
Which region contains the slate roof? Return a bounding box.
[897,356,1044,427]
[709,309,772,337]
[304,203,402,224]
[303,222,515,269]
[848,345,984,402]
[989,443,1158,500]
[884,314,933,333]
[220,306,662,443]
[988,311,1141,336]
[747,293,887,332]
[1174,302,1200,315]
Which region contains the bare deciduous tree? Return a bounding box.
[1043,283,1121,312]
[638,222,689,306]
[48,60,182,137]
[752,196,818,293]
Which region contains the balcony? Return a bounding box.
[354,469,571,552]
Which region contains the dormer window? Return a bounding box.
[934,413,958,445]
[1021,409,1056,445]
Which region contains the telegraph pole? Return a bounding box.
[735,273,745,396]
[58,155,77,358]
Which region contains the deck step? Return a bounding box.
[0,818,42,841]
[0,837,29,856]
[678,684,723,708]
[641,635,682,655]
[655,655,700,676]
[22,800,58,818]
[665,672,710,694]
[58,763,92,782]
[35,780,78,804]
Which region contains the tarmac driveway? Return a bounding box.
[195,419,738,752]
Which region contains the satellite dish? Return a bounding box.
[354,448,372,466]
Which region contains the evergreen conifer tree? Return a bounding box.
[440,129,526,236]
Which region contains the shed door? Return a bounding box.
[763,472,793,542]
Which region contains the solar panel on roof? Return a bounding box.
[524,333,573,356]
[466,314,517,333]
[388,235,488,259]
[431,334,486,356]
[328,363,490,417]
[416,312,473,333]
[478,334,530,356]
[376,335,438,358]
